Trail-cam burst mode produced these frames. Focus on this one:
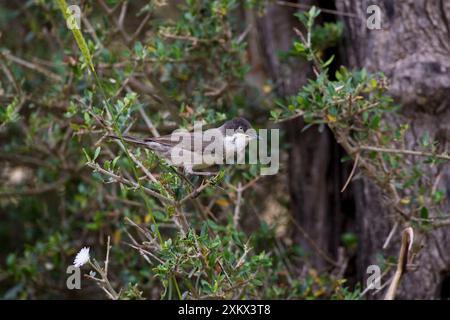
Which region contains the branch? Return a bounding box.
[87,162,174,205]
[104,236,111,275]
[341,152,359,192]
[359,145,450,161]
[431,218,450,228]
[384,227,414,300]
[0,175,70,197]
[288,214,340,267]
[178,176,219,205]
[233,182,243,228]
[276,1,361,19]
[1,51,63,82]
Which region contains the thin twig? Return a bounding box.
[233,182,243,228]
[341,153,359,192]
[87,162,174,205]
[358,266,392,299]
[234,242,251,269]
[276,1,361,19]
[104,236,111,275]
[384,227,414,300]
[383,222,399,250]
[127,150,159,184]
[131,12,152,41]
[431,218,450,228]
[138,105,160,137]
[178,177,218,205]
[2,51,62,82]
[0,175,70,197]
[288,214,340,267]
[274,112,305,124]
[359,145,450,161]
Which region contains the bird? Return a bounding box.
[108,117,258,175]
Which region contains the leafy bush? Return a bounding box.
[5,1,425,300]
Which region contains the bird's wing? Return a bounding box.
[145,132,192,148]
[145,128,222,153]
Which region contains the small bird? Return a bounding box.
[109,117,257,175]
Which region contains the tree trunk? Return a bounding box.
[254,1,352,270]
[336,0,450,299]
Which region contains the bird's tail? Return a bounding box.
[108,134,148,147]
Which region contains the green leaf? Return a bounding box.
[134,41,145,59]
[294,41,306,55]
[369,114,381,129]
[341,232,358,249]
[362,111,369,123]
[104,160,111,171]
[308,6,321,19]
[432,190,444,204]
[93,146,101,161]
[112,156,120,170]
[322,54,334,68]
[83,111,91,124]
[420,207,429,220]
[270,110,281,121]
[421,132,430,147]
[207,219,220,230]
[82,148,91,162]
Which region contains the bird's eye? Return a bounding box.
[238,126,243,131]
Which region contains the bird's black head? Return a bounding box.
[221,117,252,134]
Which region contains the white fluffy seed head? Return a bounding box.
[73,247,90,268]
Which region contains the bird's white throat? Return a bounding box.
[224,132,250,163]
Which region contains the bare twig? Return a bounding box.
[87,162,174,205]
[234,242,251,269]
[236,24,252,44]
[384,227,414,300]
[138,105,160,137]
[359,145,450,161]
[274,111,305,123]
[431,218,450,228]
[358,266,392,298]
[104,236,111,275]
[383,222,399,250]
[131,12,152,41]
[127,150,159,184]
[159,31,211,45]
[204,82,228,97]
[178,176,218,205]
[276,1,361,19]
[2,51,62,82]
[233,182,243,228]
[0,175,70,197]
[341,153,359,192]
[288,214,340,267]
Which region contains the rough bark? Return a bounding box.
[336,0,450,299]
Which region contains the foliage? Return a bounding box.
[0,1,366,300]
[2,0,442,300]
[273,6,450,279]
